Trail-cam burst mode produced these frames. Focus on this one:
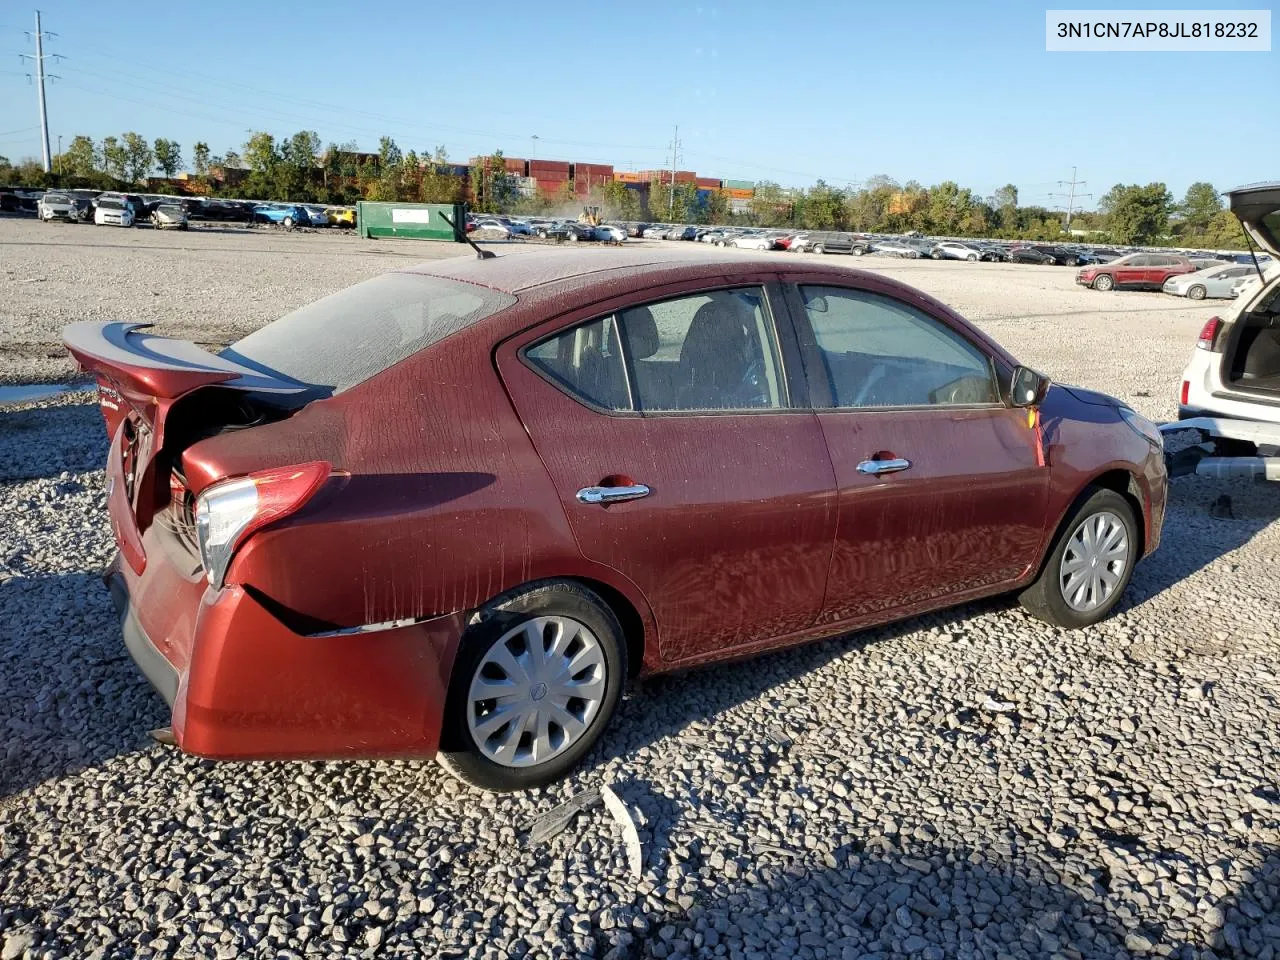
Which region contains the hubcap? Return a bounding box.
[1059,511,1129,612]
[466,616,606,768]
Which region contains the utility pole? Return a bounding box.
[1056,166,1090,234]
[56,134,62,174]
[530,134,538,161]
[22,11,59,173]
[668,124,681,214]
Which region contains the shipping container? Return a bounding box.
[696,177,723,189]
[529,160,571,173]
[504,157,528,175]
[724,187,754,200]
[728,197,753,214]
[723,179,754,191]
[613,172,646,183]
[515,176,537,198]
[675,171,696,183]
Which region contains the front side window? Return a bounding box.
[525,287,786,413]
[800,285,998,408]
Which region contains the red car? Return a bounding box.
[1076,252,1196,291]
[65,248,1167,791]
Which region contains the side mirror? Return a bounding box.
[1009,365,1050,407]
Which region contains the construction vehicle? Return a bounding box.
[578,205,602,226]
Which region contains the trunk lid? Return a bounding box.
[1228,181,1280,258]
[63,321,314,563]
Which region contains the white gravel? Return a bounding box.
[2,219,1279,959]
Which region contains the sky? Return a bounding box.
[1,0,1275,210]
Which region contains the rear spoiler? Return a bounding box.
[63,322,308,399]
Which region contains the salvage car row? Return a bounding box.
[24,188,357,230]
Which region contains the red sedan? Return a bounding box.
[1076,252,1196,291]
[65,248,1167,791]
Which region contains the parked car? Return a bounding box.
[538,221,594,242]
[1163,181,1280,481]
[1006,246,1057,265]
[931,241,982,262]
[252,204,311,229]
[150,203,189,230]
[93,198,135,227]
[327,207,357,228]
[593,224,626,243]
[37,191,89,222]
[64,247,1166,791]
[641,225,671,239]
[729,232,775,250]
[474,219,513,237]
[1076,253,1196,291]
[1163,262,1262,300]
[95,193,147,223]
[871,240,921,258]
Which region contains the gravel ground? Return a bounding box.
[2,220,1279,959]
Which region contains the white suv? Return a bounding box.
[1166,182,1280,480]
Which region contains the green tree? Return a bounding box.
[121,132,153,184]
[468,151,516,212]
[192,141,210,177]
[242,131,281,198]
[799,180,846,230]
[748,181,788,226]
[153,138,182,177]
[1178,181,1223,236]
[101,136,126,180]
[1099,183,1174,244]
[63,135,99,178]
[593,180,643,221]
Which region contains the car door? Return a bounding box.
[784,280,1050,627]
[1112,255,1149,286]
[495,279,837,665]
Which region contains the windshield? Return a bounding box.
[223,272,516,394]
[99,200,123,210]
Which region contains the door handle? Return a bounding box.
[856,458,912,476]
[576,483,651,505]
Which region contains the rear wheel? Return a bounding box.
[1092,274,1115,291]
[282,216,294,230]
[967,253,978,262]
[1187,284,1207,301]
[1019,488,1137,628]
[438,580,626,792]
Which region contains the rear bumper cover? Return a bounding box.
[104,549,466,760]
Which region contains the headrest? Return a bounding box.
[622,307,659,360]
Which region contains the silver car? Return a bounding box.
[1162,262,1262,300]
[150,203,189,230]
[38,192,87,222]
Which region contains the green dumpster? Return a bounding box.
[357,202,467,241]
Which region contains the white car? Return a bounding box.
[1164,182,1280,480]
[1162,262,1269,300]
[94,200,135,227]
[593,224,625,243]
[473,219,512,237]
[872,240,921,258]
[729,233,774,250]
[931,241,981,262]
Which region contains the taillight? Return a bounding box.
[1180,380,1190,405]
[1196,316,1222,351]
[194,461,330,588]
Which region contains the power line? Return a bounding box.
[19,10,61,171]
[1052,166,1092,232]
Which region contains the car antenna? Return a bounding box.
[438,212,495,260]
[1239,222,1266,285]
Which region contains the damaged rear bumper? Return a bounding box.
[104,549,467,760]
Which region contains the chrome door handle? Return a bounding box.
[856,458,912,475]
[576,483,651,505]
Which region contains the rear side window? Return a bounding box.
[225,273,515,393]
[526,316,631,411]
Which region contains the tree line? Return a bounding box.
[0,129,1252,248]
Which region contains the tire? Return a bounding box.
[967,253,978,262]
[813,243,824,254]
[1187,284,1207,301]
[1092,273,1115,291]
[566,232,578,242]
[438,580,627,792]
[853,247,866,256]
[1066,257,1079,266]
[283,216,294,230]
[931,250,943,260]
[1018,488,1138,628]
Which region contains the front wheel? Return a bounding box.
[1187,284,1207,301]
[1092,274,1115,291]
[282,216,294,230]
[1018,488,1138,628]
[438,581,626,791]
[967,253,978,261]
[813,243,824,254]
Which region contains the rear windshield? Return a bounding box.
[222,273,516,394]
